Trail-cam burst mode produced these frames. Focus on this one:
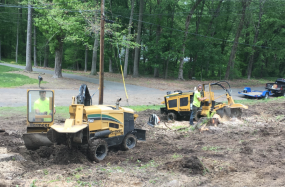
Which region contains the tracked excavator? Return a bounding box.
[160,81,248,121]
[23,84,146,162]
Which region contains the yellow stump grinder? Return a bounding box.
[23,84,146,162]
[160,81,248,121]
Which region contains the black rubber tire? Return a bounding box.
[88,139,108,162]
[167,112,177,121]
[121,133,137,151]
[195,110,203,121]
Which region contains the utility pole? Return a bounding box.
[98,0,105,104]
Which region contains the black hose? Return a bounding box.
[210,81,232,96]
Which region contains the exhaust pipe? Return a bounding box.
[116,98,122,110]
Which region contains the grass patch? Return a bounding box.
[172,153,183,159]
[0,65,21,73]
[54,106,70,119]
[0,106,26,117]
[235,96,285,105]
[127,105,162,112]
[0,104,160,118]
[0,65,42,88]
[0,58,26,65]
[202,146,220,151]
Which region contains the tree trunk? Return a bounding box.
[33,25,37,67]
[109,58,113,73]
[44,43,49,67]
[225,0,251,80]
[124,0,134,78]
[242,16,251,77]
[16,8,19,64]
[133,0,144,77]
[53,38,63,78]
[154,67,159,77]
[84,45,88,72]
[165,55,170,79]
[154,0,162,78]
[25,4,33,71]
[91,5,99,76]
[247,0,266,80]
[177,0,203,80]
[91,33,99,75]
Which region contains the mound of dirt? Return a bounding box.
[19,145,89,167]
[160,156,206,175]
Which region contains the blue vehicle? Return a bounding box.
[238,87,272,99]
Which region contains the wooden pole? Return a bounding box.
[98,0,105,105]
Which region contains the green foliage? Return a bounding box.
[207,111,216,118]
[30,180,37,187]
[2,0,285,78]
[43,169,48,175]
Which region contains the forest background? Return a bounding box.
[0,0,284,81]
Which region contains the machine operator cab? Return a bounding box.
[27,90,55,124]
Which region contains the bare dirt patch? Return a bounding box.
[1,101,285,186]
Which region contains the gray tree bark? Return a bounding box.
[123,0,135,78]
[177,0,203,80]
[44,43,49,67]
[53,37,63,78]
[16,8,19,64]
[84,45,88,72]
[25,3,33,71]
[109,59,113,73]
[247,0,266,79]
[33,25,37,67]
[109,44,113,73]
[90,0,99,75]
[154,0,162,78]
[91,33,99,75]
[225,0,251,80]
[133,0,144,77]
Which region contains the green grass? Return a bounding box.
[0,106,26,117]
[0,65,41,88]
[235,96,285,105]
[0,104,160,118]
[127,105,162,112]
[0,58,26,65]
[54,106,70,119]
[0,65,21,73]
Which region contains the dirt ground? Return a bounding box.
[1,101,285,186]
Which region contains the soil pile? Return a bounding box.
[19,145,89,167]
[161,156,206,175]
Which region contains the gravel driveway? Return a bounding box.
[0,63,265,107]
